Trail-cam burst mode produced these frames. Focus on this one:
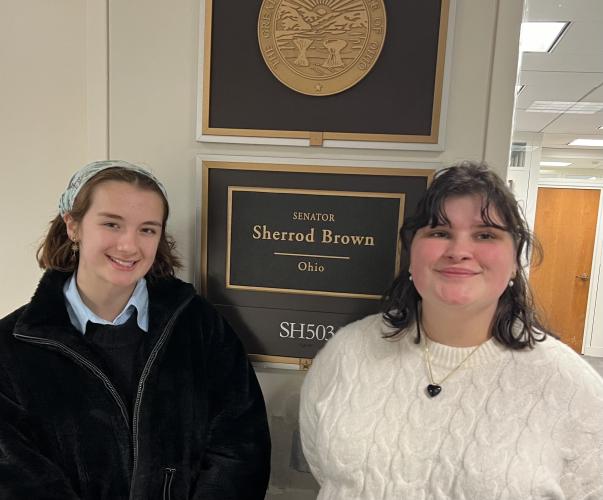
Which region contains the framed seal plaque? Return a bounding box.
[198,0,451,148]
[198,159,434,366]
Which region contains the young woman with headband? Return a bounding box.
[0,161,270,499]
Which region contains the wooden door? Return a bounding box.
[530,188,600,353]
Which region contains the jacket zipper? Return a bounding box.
[12,334,130,428]
[162,467,176,500]
[128,295,193,499]
[13,294,193,499]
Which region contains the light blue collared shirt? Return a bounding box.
[63,274,149,334]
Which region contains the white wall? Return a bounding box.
[0,0,87,315]
[507,131,544,230]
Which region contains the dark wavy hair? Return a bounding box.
[37,167,182,280]
[381,161,549,349]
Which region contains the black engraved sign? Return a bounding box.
[200,161,433,365]
[227,187,403,298]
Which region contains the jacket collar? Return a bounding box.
[14,270,196,346]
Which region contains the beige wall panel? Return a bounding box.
[0,0,87,315]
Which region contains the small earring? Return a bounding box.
[508,279,514,288]
[408,274,413,282]
[71,240,79,254]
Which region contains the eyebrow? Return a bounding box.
[96,212,162,227]
[431,222,507,229]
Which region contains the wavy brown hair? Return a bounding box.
[381,161,550,349]
[37,167,182,279]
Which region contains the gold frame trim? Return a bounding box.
[226,186,405,299]
[249,354,313,370]
[200,160,435,296]
[201,0,450,144]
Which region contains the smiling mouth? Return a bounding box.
[107,255,137,269]
[437,269,478,277]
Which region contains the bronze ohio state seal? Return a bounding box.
[258,0,387,96]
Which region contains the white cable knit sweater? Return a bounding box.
[299,314,603,500]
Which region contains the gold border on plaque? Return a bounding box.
[249,354,313,370]
[225,186,405,299]
[201,0,450,144]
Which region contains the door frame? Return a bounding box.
[535,179,603,356]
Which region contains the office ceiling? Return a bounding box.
[513,0,603,175]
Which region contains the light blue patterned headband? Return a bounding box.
[58,160,168,216]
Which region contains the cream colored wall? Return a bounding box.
[0,0,88,316]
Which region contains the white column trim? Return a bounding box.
[483,0,524,176]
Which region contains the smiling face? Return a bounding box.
[65,180,164,297]
[409,195,517,316]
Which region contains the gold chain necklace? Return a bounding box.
[423,338,484,398]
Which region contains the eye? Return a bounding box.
[102,222,119,229]
[427,230,449,238]
[141,227,158,235]
[475,231,496,240]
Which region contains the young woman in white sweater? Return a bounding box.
[300,161,603,500]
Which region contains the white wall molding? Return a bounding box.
[538,179,603,188]
[483,0,524,175]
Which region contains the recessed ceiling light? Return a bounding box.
[526,101,603,114]
[520,22,569,53]
[570,102,603,113]
[540,161,572,167]
[569,139,603,147]
[598,125,603,130]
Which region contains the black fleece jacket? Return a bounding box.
[0,270,271,499]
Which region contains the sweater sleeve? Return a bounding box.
[190,306,271,500]
[0,364,81,499]
[557,360,603,499]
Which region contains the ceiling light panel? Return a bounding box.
[526,101,603,114]
[569,139,603,147]
[540,161,572,167]
[520,22,569,53]
[570,102,603,113]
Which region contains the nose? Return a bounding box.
[443,235,473,261]
[116,229,138,254]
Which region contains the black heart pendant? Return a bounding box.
[426,384,442,398]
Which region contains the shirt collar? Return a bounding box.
[63,273,149,334]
